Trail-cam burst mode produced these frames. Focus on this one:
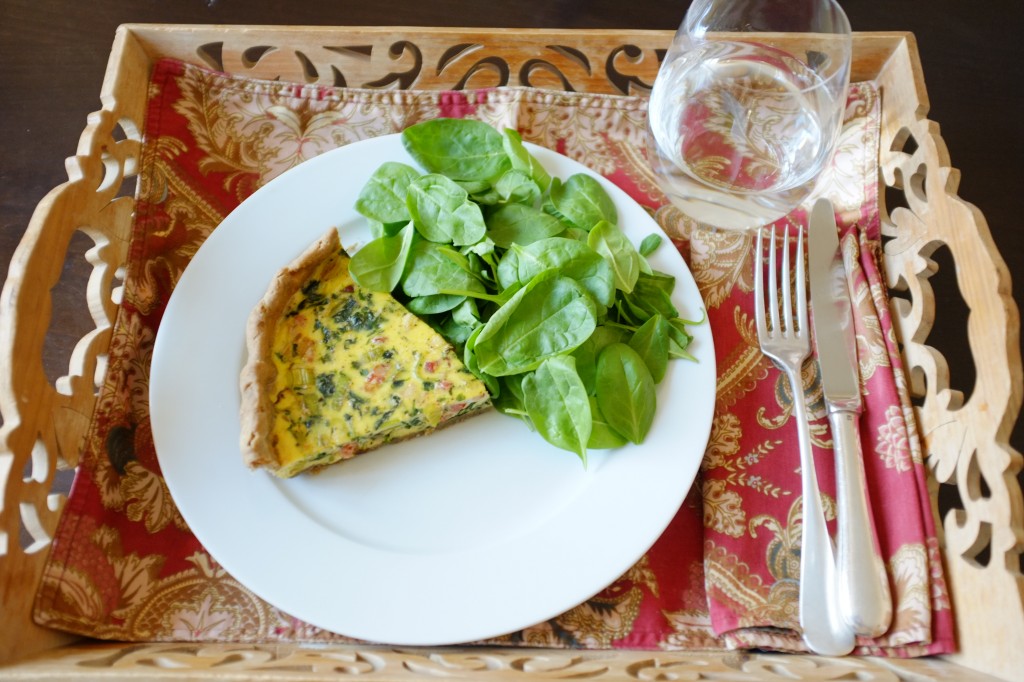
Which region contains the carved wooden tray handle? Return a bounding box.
[879,98,1024,671]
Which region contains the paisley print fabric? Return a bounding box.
[33,58,953,655]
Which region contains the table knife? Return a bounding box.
[808,198,893,638]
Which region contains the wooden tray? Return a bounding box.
[1,24,1020,682]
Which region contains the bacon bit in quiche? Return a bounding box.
[371,336,387,344]
[437,380,453,392]
[338,442,359,460]
[423,360,438,373]
[445,400,468,416]
[364,363,390,391]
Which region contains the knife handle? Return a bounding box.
[830,409,893,638]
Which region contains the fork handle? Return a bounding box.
[789,367,855,656]
[831,409,893,637]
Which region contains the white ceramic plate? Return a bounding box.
[150,134,716,646]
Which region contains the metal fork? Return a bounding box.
[754,224,855,656]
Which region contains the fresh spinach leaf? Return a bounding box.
[438,314,477,347]
[463,324,500,395]
[404,293,466,315]
[638,269,676,293]
[460,237,498,264]
[595,343,656,444]
[402,118,511,182]
[546,173,617,230]
[563,226,590,242]
[451,297,481,327]
[348,222,415,292]
[629,314,670,383]
[522,356,591,463]
[474,271,598,376]
[495,246,520,291]
[437,241,487,280]
[491,375,530,423]
[495,169,541,205]
[588,220,641,293]
[572,324,630,395]
[509,237,615,308]
[623,272,679,322]
[467,186,502,206]
[587,396,628,449]
[457,179,491,195]
[486,203,566,249]
[615,295,649,326]
[667,317,696,360]
[502,128,551,192]
[639,233,663,257]
[354,161,421,226]
[407,173,487,245]
[401,240,487,298]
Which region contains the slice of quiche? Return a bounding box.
[239,228,492,478]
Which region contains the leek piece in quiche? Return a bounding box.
[239,228,492,478]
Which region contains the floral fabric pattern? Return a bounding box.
[33,58,953,656]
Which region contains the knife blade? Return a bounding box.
[808,199,860,410]
[808,198,893,638]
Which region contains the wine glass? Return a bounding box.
[646,0,852,232]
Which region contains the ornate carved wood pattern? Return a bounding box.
[0,26,1021,679]
[191,35,662,94]
[0,642,995,680]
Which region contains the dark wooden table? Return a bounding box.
[2,0,1022,459]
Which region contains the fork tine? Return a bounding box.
[781,224,793,334]
[767,225,780,335]
[754,227,767,338]
[796,224,807,335]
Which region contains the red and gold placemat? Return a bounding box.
[33,57,953,655]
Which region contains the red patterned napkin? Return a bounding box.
[33,58,953,655]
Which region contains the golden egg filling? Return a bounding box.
[239,228,491,478]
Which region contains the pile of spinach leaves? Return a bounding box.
[350,118,700,464]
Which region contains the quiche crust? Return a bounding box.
[239,228,491,478]
[239,229,337,475]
